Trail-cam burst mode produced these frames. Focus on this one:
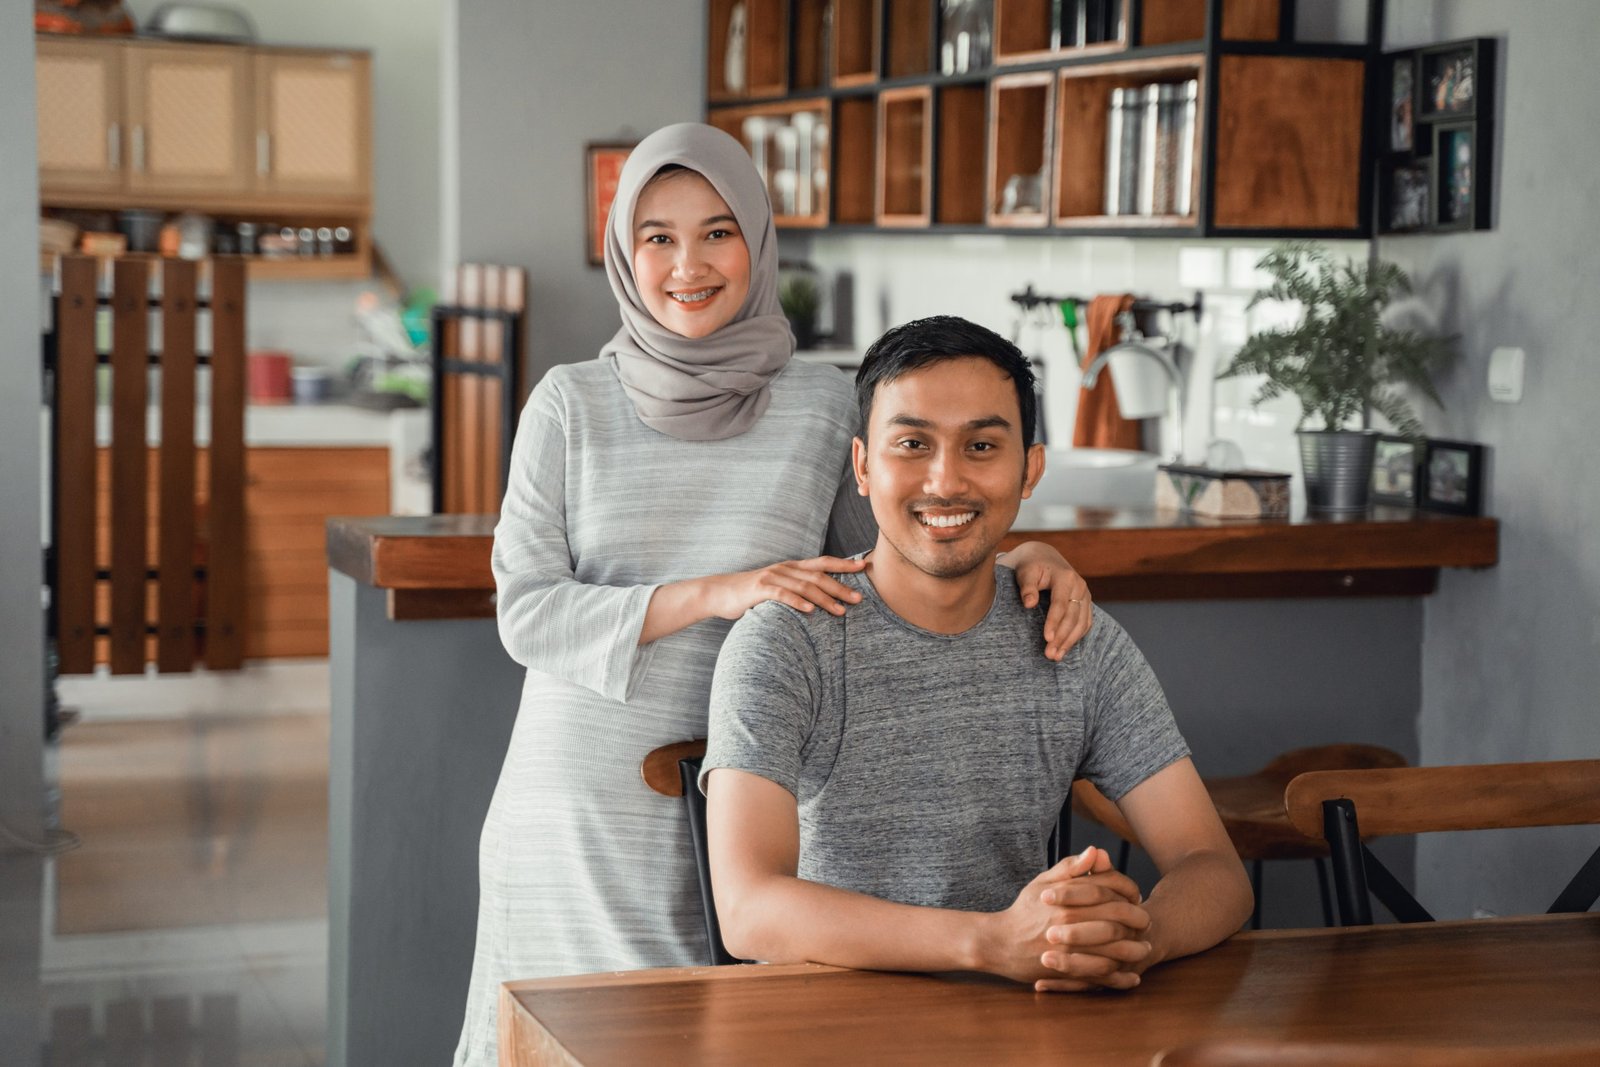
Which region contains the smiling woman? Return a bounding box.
[631,168,752,338]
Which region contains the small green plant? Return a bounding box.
[1218,241,1457,437]
[779,273,820,324]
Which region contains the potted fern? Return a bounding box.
[1218,241,1457,512]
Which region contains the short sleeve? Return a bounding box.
[1074,609,1190,801]
[700,604,822,797]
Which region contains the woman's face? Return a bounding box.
[631,170,752,340]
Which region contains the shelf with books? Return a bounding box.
[1053,55,1203,229]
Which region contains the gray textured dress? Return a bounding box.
[452,356,871,1067]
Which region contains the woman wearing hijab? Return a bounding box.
[452,124,1092,1065]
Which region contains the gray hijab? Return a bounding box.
[601,123,792,441]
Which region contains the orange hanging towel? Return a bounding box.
[1071,293,1143,450]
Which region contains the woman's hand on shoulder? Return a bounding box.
[998,542,1093,661]
[707,556,867,621]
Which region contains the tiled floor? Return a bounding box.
[23,709,330,1067]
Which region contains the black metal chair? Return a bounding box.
[1283,758,1600,926]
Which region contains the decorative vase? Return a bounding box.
[1298,429,1379,513]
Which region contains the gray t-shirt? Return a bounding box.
[702,564,1188,913]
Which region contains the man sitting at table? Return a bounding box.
[700,316,1253,992]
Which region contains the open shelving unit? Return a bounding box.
[705,0,1381,238]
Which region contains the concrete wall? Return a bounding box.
[450,0,704,386]
[1,2,45,1062]
[1381,1,1600,919]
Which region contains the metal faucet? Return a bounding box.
[1080,335,1185,463]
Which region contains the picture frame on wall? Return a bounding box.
[1371,434,1422,507]
[585,142,634,266]
[1419,41,1479,119]
[1419,438,1486,516]
[1433,122,1477,231]
[1388,160,1431,232]
[1390,55,1416,152]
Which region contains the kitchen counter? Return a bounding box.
[326,506,1499,613]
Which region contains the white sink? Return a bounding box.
[1017,447,1159,520]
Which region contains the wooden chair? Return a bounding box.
[641,739,745,966]
[643,738,1082,966]
[1069,744,1408,928]
[1153,1039,1600,1067]
[1284,759,1600,926]
[48,254,248,676]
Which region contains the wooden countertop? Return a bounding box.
[327,508,1498,616]
[499,914,1600,1067]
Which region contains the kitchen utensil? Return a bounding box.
[118,209,164,253]
[145,3,256,42]
[291,366,332,404]
[248,351,293,403]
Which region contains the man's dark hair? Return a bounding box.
[855,315,1038,447]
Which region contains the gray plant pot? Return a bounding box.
[1298,429,1379,513]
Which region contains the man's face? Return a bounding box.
[853,356,1045,580]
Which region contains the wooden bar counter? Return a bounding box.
[327,506,1498,618]
[500,914,1600,1067]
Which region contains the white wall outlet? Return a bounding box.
[1488,346,1525,403]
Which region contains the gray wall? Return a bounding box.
[1,1,45,1063]
[1383,0,1600,918]
[451,0,704,387]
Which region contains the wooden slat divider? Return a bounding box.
[156,259,198,672]
[55,257,100,675]
[109,257,150,675]
[457,264,485,514]
[206,258,248,669]
[479,265,505,511]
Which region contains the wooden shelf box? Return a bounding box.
[833,0,882,87]
[1053,55,1204,229]
[833,95,879,224]
[877,87,933,226]
[792,0,830,91]
[708,98,832,227]
[935,84,988,225]
[987,72,1054,227]
[1139,0,1279,47]
[707,0,789,100]
[886,0,937,79]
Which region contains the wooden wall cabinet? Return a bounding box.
[705,0,1376,238]
[253,51,372,201]
[122,43,254,198]
[36,35,373,279]
[36,37,124,195]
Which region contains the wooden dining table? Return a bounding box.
[499,913,1600,1066]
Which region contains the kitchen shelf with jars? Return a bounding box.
[704,0,1380,239]
[35,33,373,280]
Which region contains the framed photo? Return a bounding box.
[1371,434,1422,507]
[1419,42,1479,118]
[1432,122,1477,230]
[1389,55,1416,152]
[1419,438,1486,516]
[585,142,634,267]
[1387,160,1431,233]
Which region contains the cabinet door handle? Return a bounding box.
[257,131,270,176]
[108,123,121,171]
[132,126,145,172]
